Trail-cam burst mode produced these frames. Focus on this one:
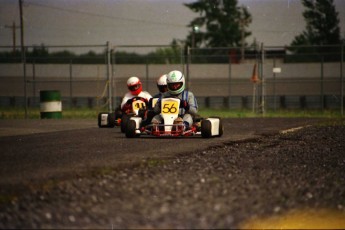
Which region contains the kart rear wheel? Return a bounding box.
[201,118,223,138]
[108,112,116,128]
[201,119,212,138]
[125,120,138,138]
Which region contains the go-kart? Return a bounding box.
[98,97,148,132]
[125,97,223,138]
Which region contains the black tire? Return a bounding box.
[201,119,212,138]
[121,114,130,133]
[125,120,138,138]
[107,112,116,128]
[98,112,109,128]
[217,118,223,137]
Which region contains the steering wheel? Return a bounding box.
[126,96,148,105]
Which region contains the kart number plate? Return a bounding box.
[162,100,179,115]
[132,100,146,113]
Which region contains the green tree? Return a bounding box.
[153,40,183,64]
[292,0,341,46]
[289,0,342,62]
[30,44,49,58]
[184,0,252,48]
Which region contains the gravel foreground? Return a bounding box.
[1,123,345,229]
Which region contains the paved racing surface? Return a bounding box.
[1,118,345,228]
[0,118,320,186]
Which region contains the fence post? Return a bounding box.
[111,47,116,109]
[273,57,277,111]
[145,61,149,92]
[228,54,232,109]
[107,41,113,112]
[69,59,73,108]
[320,56,324,111]
[341,43,344,116]
[186,46,191,89]
[32,60,36,106]
[180,44,185,77]
[259,43,265,115]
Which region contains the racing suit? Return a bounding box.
[152,90,198,127]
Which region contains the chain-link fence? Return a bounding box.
[0,43,111,117]
[0,43,344,116]
[0,43,187,117]
[187,44,344,115]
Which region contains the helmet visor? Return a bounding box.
[168,82,183,92]
[128,84,140,92]
[157,85,168,93]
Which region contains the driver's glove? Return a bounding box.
[180,100,190,111]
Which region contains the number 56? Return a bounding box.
[162,102,178,114]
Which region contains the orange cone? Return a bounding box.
[251,63,259,83]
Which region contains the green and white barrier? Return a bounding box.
[40,90,62,119]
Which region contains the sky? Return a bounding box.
[0,0,345,53]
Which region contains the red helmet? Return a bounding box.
[127,76,142,95]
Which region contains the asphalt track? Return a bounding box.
[0,118,323,190]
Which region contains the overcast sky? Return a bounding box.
[1,0,345,53]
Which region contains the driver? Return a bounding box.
[121,76,152,113]
[148,74,168,109]
[140,74,168,127]
[152,70,198,130]
[153,74,168,98]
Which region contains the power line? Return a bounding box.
[26,2,186,28]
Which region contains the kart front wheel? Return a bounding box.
[121,114,130,133]
[201,119,212,138]
[125,120,138,138]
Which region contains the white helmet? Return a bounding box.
[156,74,168,93]
[166,70,185,95]
[127,76,142,95]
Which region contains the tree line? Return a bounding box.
[0,0,344,64]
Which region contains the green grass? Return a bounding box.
[0,107,99,119]
[198,108,344,118]
[0,106,344,119]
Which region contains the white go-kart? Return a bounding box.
[125,97,223,138]
[98,97,148,133]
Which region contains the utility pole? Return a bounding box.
[19,0,28,118]
[5,21,20,53]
